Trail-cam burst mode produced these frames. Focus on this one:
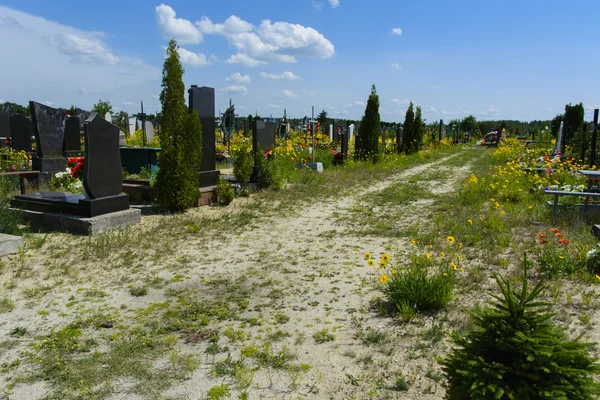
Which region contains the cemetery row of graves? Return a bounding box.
[0,39,600,398]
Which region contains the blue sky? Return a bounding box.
[0,0,599,122]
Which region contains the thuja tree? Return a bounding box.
[155,39,203,211]
[412,105,425,153]
[441,255,600,399]
[355,84,381,161]
[401,102,415,155]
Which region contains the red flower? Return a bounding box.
[536,233,546,239]
[556,233,564,238]
[558,239,570,244]
[538,239,548,245]
[549,228,559,234]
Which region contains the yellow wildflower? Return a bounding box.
[468,219,473,225]
[364,252,371,260]
[410,239,416,245]
[379,275,389,284]
[381,253,391,263]
[500,210,506,215]
[425,252,432,259]
[451,262,458,270]
[378,261,386,268]
[439,252,445,258]
[391,269,397,275]
[456,255,461,261]
[458,243,463,249]
[446,236,455,244]
[460,268,465,273]
[443,272,448,276]
[368,259,375,267]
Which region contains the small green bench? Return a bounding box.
[545,189,600,217]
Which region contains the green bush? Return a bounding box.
[216,178,234,205]
[253,153,291,190]
[233,146,253,190]
[355,84,381,162]
[538,245,580,277]
[441,255,600,399]
[381,255,454,318]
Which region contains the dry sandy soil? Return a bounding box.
[1,149,598,400]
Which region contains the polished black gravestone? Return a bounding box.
[341,129,349,162]
[243,118,249,137]
[0,111,10,143]
[252,120,276,153]
[63,116,81,156]
[396,126,404,154]
[30,101,67,172]
[10,114,33,152]
[11,115,128,218]
[188,85,219,187]
[332,119,340,143]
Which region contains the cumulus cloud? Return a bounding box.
[281,90,298,98]
[391,27,403,36]
[260,71,300,80]
[189,11,335,66]
[390,62,402,70]
[226,72,251,83]
[122,101,134,106]
[44,33,119,65]
[177,47,208,67]
[222,85,248,95]
[155,4,202,44]
[0,6,161,113]
[312,1,323,10]
[391,98,409,105]
[329,0,340,8]
[226,53,266,67]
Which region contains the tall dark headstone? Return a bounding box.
[0,111,10,144]
[591,109,599,167]
[439,119,443,142]
[83,115,123,199]
[243,118,249,137]
[9,114,33,152]
[63,117,81,156]
[332,119,339,143]
[396,126,403,154]
[188,85,219,187]
[252,120,276,153]
[30,101,67,172]
[341,127,349,162]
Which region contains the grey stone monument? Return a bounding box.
[30,101,67,172]
[144,121,155,143]
[348,124,355,141]
[188,85,219,187]
[10,114,33,152]
[128,117,136,135]
[63,116,81,156]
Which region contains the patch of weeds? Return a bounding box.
[394,373,410,392]
[0,298,15,313]
[359,327,388,346]
[205,384,230,400]
[266,329,291,342]
[313,328,336,344]
[129,286,148,297]
[272,311,290,324]
[223,327,249,343]
[254,343,297,369]
[9,327,27,337]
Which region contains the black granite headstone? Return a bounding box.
[252,120,276,153]
[188,85,219,187]
[0,111,10,142]
[64,117,81,154]
[10,114,33,152]
[243,118,249,137]
[341,129,349,162]
[83,115,122,199]
[30,101,67,172]
[332,119,339,143]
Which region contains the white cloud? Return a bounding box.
[329,0,340,8]
[390,62,402,70]
[0,6,161,113]
[345,101,364,108]
[281,90,298,98]
[226,53,265,67]
[312,1,323,10]
[44,33,119,65]
[155,4,202,44]
[391,27,403,36]
[177,47,208,67]
[488,105,500,115]
[429,106,438,113]
[391,98,409,105]
[260,71,300,80]
[193,12,334,66]
[122,101,134,106]
[43,100,56,107]
[226,72,251,83]
[222,85,248,95]
[266,104,281,110]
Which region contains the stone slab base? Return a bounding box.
[0,233,23,256]
[592,225,600,238]
[199,170,220,188]
[12,208,141,235]
[198,185,217,206]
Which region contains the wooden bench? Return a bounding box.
[545,189,600,216]
[0,171,40,194]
